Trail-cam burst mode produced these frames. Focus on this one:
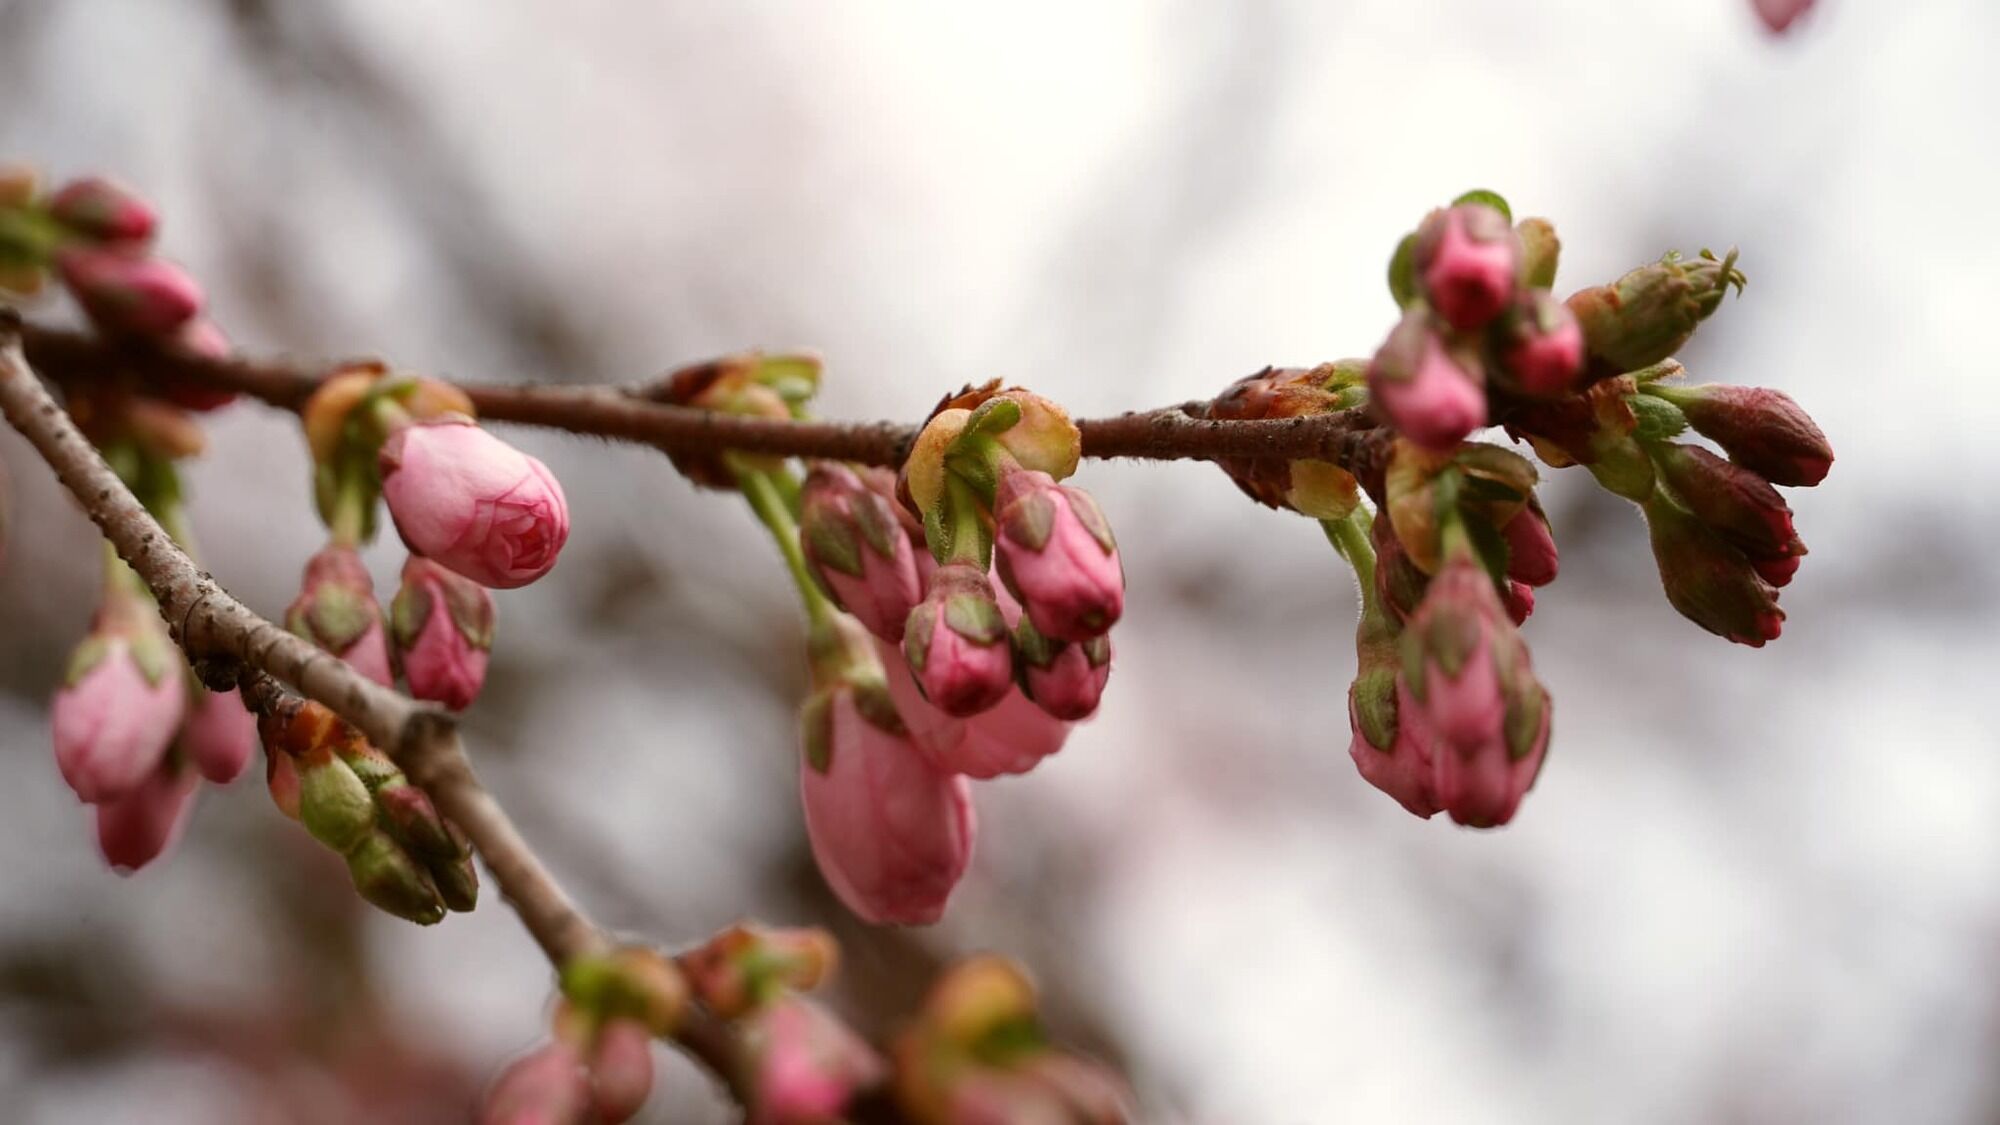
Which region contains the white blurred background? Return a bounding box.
[3,1,1997,1121]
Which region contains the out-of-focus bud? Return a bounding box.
[1502,580,1536,626]
[345,828,446,925]
[1204,362,1367,518]
[1752,553,1803,589]
[1414,203,1520,332]
[390,554,495,710]
[992,470,1122,642]
[300,365,387,465]
[1495,291,1585,398]
[1516,217,1561,289]
[53,602,185,803]
[1368,309,1487,450]
[1382,440,1453,574]
[480,1042,592,1125]
[1642,383,1833,487]
[47,177,157,245]
[683,923,839,1019]
[947,1052,1135,1125]
[1753,0,1815,33]
[562,947,691,1038]
[54,246,203,336]
[1650,443,1801,562]
[0,163,36,207]
[286,543,394,686]
[1347,595,1439,819]
[801,463,924,643]
[377,418,569,588]
[156,318,239,412]
[903,563,1014,717]
[1499,497,1559,588]
[1643,494,1785,646]
[1567,249,1745,371]
[94,756,199,873]
[587,1019,655,1124]
[1014,621,1111,722]
[742,996,886,1125]
[179,687,256,784]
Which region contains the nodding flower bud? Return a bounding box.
[1496,291,1585,398]
[1753,0,1816,33]
[53,601,185,804]
[1371,509,1429,624]
[1643,494,1785,647]
[157,319,239,412]
[1650,443,1803,566]
[743,996,886,1125]
[1368,309,1488,451]
[1566,249,1745,372]
[1348,595,1440,819]
[800,464,924,643]
[992,470,1123,643]
[1500,497,1560,588]
[877,634,1072,780]
[682,923,839,1019]
[584,1020,655,1124]
[903,563,1015,717]
[1014,621,1112,722]
[1415,203,1521,332]
[94,757,199,873]
[1642,383,1833,487]
[286,544,394,686]
[179,687,256,784]
[390,555,495,711]
[1502,580,1536,626]
[1398,548,1551,828]
[47,177,158,245]
[54,246,203,337]
[479,1042,592,1125]
[379,418,570,589]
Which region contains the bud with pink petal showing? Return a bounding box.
[179,687,256,784]
[1502,580,1536,626]
[286,544,394,686]
[586,1019,655,1124]
[1398,549,1551,828]
[1346,578,1439,819]
[94,756,199,873]
[1753,0,1815,34]
[48,176,158,245]
[801,463,924,643]
[743,996,886,1125]
[1014,620,1111,722]
[1415,203,1521,332]
[1643,493,1785,646]
[380,417,570,589]
[1368,309,1488,451]
[1499,497,1559,588]
[53,602,185,804]
[391,555,495,710]
[479,1042,592,1125]
[876,635,1071,780]
[54,246,203,337]
[993,469,1123,643]
[1650,442,1804,578]
[1642,383,1833,487]
[903,563,1014,717]
[1496,290,1585,398]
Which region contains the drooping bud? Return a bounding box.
[156,318,239,412]
[179,687,256,784]
[1014,621,1111,722]
[742,996,886,1125]
[379,417,570,588]
[992,469,1123,643]
[54,246,203,337]
[1495,291,1585,398]
[1650,443,1802,564]
[1752,0,1816,33]
[1502,580,1536,626]
[1347,588,1439,819]
[903,563,1014,717]
[1368,309,1487,450]
[53,600,185,804]
[1566,249,1746,371]
[1499,497,1559,588]
[587,1019,655,1124]
[390,554,495,710]
[479,1042,592,1125]
[286,543,394,686]
[94,756,199,873]
[344,829,447,926]
[1642,494,1785,646]
[47,177,158,245]
[877,633,1071,780]
[1414,203,1521,331]
[800,463,924,643]
[1641,383,1832,487]
[682,923,839,1019]
[1203,362,1366,518]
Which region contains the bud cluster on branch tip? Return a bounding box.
[892,956,1134,1125]
[390,555,495,710]
[287,543,395,686]
[653,350,825,488]
[1203,361,1366,519]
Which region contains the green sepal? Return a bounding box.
[388,580,432,651]
[1387,232,1419,307]
[903,604,936,673]
[1517,217,1560,289]
[63,636,113,688]
[852,679,908,737]
[1351,666,1400,752]
[851,492,904,560]
[800,690,835,773]
[999,489,1057,553]
[1503,675,1548,763]
[962,396,1023,439]
[1627,393,1689,445]
[1453,188,1513,223]
[1464,515,1512,591]
[807,515,865,578]
[944,594,1007,646]
[970,1014,1050,1068]
[1064,487,1116,554]
[753,354,823,417]
[344,830,446,926]
[299,586,376,654]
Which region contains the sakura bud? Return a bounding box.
[157,318,239,412]
[390,555,495,710]
[480,1042,591,1125]
[345,828,446,926]
[744,996,886,1125]
[903,563,1014,717]
[47,176,158,245]
[94,757,199,873]
[1499,498,1559,588]
[379,418,570,588]
[1643,494,1785,646]
[1348,598,1440,820]
[587,1019,655,1124]
[1643,383,1833,487]
[1502,581,1536,626]
[1752,0,1815,33]
[993,470,1124,643]
[1566,249,1745,371]
[1014,621,1111,722]
[682,923,839,1019]
[1650,442,1802,561]
[53,608,185,804]
[1496,291,1585,398]
[286,544,394,686]
[800,464,923,643]
[54,246,203,337]
[179,687,256,784]
[1368,309,1487,450]
[1204,361,1367,519]
[1414,203,1521,332]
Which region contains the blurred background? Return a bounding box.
[3,0,1996,1121]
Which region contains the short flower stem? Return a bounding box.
[736,463,834,628]
[1322,508,1378,610]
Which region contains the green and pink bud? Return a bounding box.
[286,543,394,686]
[47,176,158,245]
[992,469,1123,643]
[1415,203,1521,332]
[53,599,185,804]
[1643,494,1785,646]
[800,463,924,643]
[904,563,1014,717]
[1566,249,1745,371]
[391,555,495,711]
[1347,595,1440,819]
[379,417,570,589]
[1642,383,1833,487]
[53,245,203,337]
[1368,310,1487,451]
[1496,290,1585,397]
[743,996,886,1125]
[1014,621,1111,722]
[93,756,199,873]
[681,923,838,1019]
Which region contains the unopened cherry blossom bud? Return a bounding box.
[379,418,570,588]
[904,563,1014,717]
[1650,442,1802,562]
[683,923,839,1018]
[1015,621,1111,722]
[1752,0,1815,33]
[1500,498,1559,588]
[744,996,886,1125]
[54,246,203,336]
[1205,362,1367,517]
[1753,552,1803,589]
[1643,494,1785,646]
[155,318,239,412]
[53,604,185,803]
[286,544,394,686]
[993,470,1123,643]
[1516,217,1561,289]
[587,1019,655,1124]
[801,464,924,643]
[346,828,446,925]
[560,946,691,1038]
[1497,291,1585,397]
[94,757,199,873]
[48,177,157,245]
[1502,580,1536,626]
[179,687,255,784]
[1415,203,1520,332]
[1369,309,1487,450]
[1568,249,1745,371]
[1642,383,1833,487]
[480,1042,591,1125]
[1348,598,1439,819]
[390,555,494,710]
[876,633,1070,779]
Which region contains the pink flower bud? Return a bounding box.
[799,687,975,925]
[1016,625,1112,721]
[1348,690,1440,820]
[48,176,158,245]
[286,544,394,686]
[903,563,1014,717]
[158,319,239,412]
[391,555,495,710]
[1651,442,1801,560]
[179,687,256,784]
[1500,500,1559,588]
[801,464,923,643]
[1645,384,1832,488]
[1752,552,1802,589]
[94,757,199,873]
[746,996,886,1125]
[587,1019,655,1124]
[1416,204,1520,332]
[1643,494,1785,646]
[993,471,1123,643]
[876,634,1070,779]
[1752,0,1815,33]
[1502,580,1535,626]
[54,623,185,804]
[380,418,570,589]
[1498,291,1585,397]
[54,246,203,337]
[1369,311,1488,450]
[480,1042,591,1125]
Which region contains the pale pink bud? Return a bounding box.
[1369,312,1488,450]
[587,1019,655,1124]
[903,563,1013,717]
[179,687,256,784]
[54,246,203,336]
[993,471,1124,643]
[1348,690,1439,820]
[1498,291,1585,397]
[746,997,886,1125]
[94,757,199,873]
[955,688,1073,778]
[390,555,495,710]
[48,176,158,245]
[800,689,975,925]
[1752,0,1815,33]
[380,418,570,589]
[1500,501,1559,588]
[54,627,185,804]
[1017,629,1112,722]
[286,544,394,686]
[801,464,923,643]
[1416,204,1520,332]
[480,1042,591,1125]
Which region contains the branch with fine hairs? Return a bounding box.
[18,321,1383,468]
